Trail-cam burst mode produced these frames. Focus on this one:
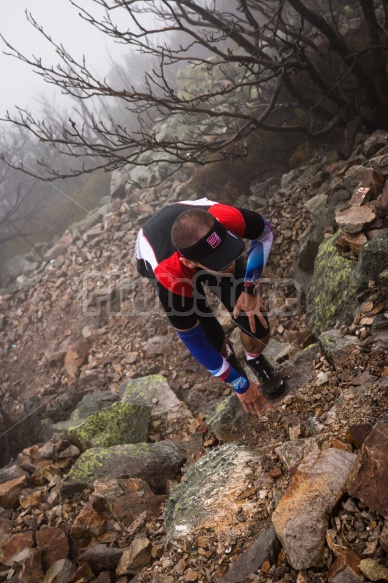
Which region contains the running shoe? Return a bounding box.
[244,353,286,399]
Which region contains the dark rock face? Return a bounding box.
[356,232,388,289]
[80,544,123,573]
[217,526,281,583]
[347,420,388,518]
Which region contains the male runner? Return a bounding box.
[135,197,285,416]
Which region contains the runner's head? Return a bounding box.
[172,208,244,272]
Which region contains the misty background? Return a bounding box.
[0,0,134,271]
[1,0,125,114]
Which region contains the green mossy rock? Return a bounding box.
[60,441,187,498]
[66,402,150,452]
[306,233,358,337]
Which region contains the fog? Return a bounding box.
[0,0,127,115]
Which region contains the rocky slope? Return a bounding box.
[0,130,387,583]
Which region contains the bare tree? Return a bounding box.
[1,0,388,180]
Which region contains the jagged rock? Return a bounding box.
[347,421,388,518]
[92,478,159,525]
[380,522,388,552]
[80,544,123,573]
[96,572,113,583]
[142,336,173,357]
[19,548,44,583]
[70,500,106,539]
[71,563,95,583]
[275,438,320,473]
[0,464,28,485]
[61,440,187,497]
[335,231,367,255]
[42,558,76,583]
[205,393,245,442]
[349,185,372,207]
[165,443,264,547]
[363,133,388,159]
[111,169,130,198]
[36,526,69,571]
[120,375,180,415]
[217,526,281,583]
[58,445,80,459]
[0,475,29,508]
[375,181,388,218]
[0,532,34,567]
[272,448,357,570]
[335,206,376,234]
[294,194,336,292]
[66,402,150,452]
[63,341,90,380]
[346,424,373,448]
[319,330,359,368]
[19,489,43,508]
[327,550,364,583]
[116,538,152,575]
[356,231,388,289]
[307,233,358,337]
[71,391,119,421]
[359,558,388,581]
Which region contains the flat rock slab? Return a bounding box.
[335,205,375,233]
[60,440,187,498]
[165,443,266,548]
[272,448,356,570]
[347,420,388,518]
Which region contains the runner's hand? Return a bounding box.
[237,382,271,416]
[233,293,268,334]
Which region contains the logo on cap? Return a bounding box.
[207,231,222,249]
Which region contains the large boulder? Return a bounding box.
[272,448,356,570]
[165,443,265,548]
[306,233,358,337]
[60,440,187,498]
[66,402,150,452]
